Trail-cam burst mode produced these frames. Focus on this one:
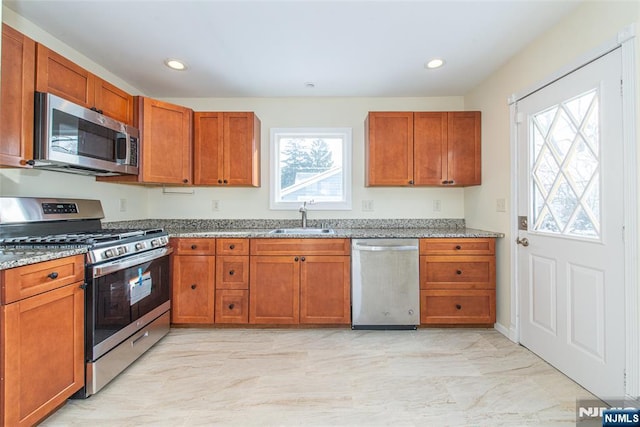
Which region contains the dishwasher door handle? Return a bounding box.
[353,244,418,252]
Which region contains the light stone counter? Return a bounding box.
[0,247,87,270]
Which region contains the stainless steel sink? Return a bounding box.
[269,228,335,235]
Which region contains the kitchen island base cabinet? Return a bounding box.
[1,255,85,427]
[249,239,351,325]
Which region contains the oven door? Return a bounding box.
[86,246,172,361]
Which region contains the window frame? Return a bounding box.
[269,127,352,211]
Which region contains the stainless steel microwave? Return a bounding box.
[31,92,139,176]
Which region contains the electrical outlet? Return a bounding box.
[433,199,441,212]
[496,198,506,212]
[362,200,374,212]
[119,198,127,212]
[212,200,220,211]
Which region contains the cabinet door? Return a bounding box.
[36,44,95,108]
[299,255,351,324]
[137,96,193,184]
[413,112,448,185]
[193,112,224,185]
[224,112,260,186]
[171,255,215,324]
[249,256,299,324]
[1,25,35,168]
[447,111,481,186]
[94,77,134,125]
[1,282,84,426]
[365,112,414,186]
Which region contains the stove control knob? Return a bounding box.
[117,246,127,255]
[103,249,115,259]
[135,242,145,251]
[151,239,160,248]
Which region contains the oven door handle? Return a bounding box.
[92,247,173,278]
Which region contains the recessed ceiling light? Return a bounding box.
[425,58,445,69]
[165,59,188,71]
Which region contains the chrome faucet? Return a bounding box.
[299,200,313,228]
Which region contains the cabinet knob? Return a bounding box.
[229,270,235,276]
[218,179,223,184]
[456,270,463,275]
[294,257,299,262]
[455,304,462,310]
[229,244,235,250]
[228,303,235,310]
[301,256,306,262]
[455,245,462,250]
[183,179,189,184]
[48,272,59,280]
[191,284,197,290]
[191,244,197,250]
[449,180,455,185]
[223,179,228,184]
[408,180,414,185]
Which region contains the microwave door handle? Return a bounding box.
[116,135,128,161]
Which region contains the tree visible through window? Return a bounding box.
[270,128,352,210]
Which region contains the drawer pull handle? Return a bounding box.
[456,270,463,275]
[191,244,197,250]
[48,272,59,280]
[229,270,235,276]
[229,244,235,250]
[191,284,197,290]
[228,303,235,310]
[456,304,462,310]
[455,245,462,250]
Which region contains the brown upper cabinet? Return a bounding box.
[35,44,134,125]
[193,112,261,186]
[135,97,193,185]
[366,111,481,187]
[0,24,36,168]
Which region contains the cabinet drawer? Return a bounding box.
[171,238,216,255]
[216,238,249,255]
[1,255,84,304]
[420,238,495,255]
[215,290,249,324]
[250,238,350,256]
[215,256,249,289]
[420,255,495,289]
[420,290,495,325]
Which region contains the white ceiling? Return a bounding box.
[5,0,581,98]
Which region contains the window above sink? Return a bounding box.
[270,127,352,211]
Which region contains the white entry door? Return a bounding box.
[516,48,625,398]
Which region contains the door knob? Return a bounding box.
[516,237,529,247]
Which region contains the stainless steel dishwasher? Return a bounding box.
[351,239,420,329]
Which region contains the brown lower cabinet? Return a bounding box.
[419,238,496,326]
[249,239,351,325]
[1,255,85,426]
[170,238,215,324]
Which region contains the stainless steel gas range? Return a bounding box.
[0,197,172,398]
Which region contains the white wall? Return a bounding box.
[1,5,470,223]
[463,1,640,331]
[151,96,466,220]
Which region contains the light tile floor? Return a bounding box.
[42,328,594,426]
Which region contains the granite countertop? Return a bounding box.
[0,218,504,270]
[0,247,87,271]
[168,227,503,239]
